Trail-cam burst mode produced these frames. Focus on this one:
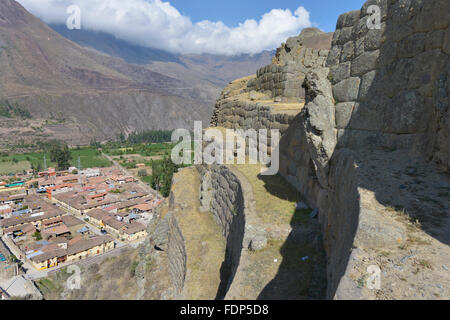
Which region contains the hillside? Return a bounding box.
[50,24,274,88]
[0,0,223,148]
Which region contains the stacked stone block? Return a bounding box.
[246,48,329,101]
[327,0,449,170]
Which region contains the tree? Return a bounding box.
[50,143,72,170]
[150,156,178,197]
[33,231,42,241]
[90,139,101,149]
[138,169,148,177]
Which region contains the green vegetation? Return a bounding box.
[231,163,304,225]
[137,169,148,177]
[0,145,111,175]
[0,100,31,119]
[130,261,139,277]
[103,142,174,158]
[149,156,180,197]
[36,278,58,296]
[126,130,172,144]
[33,231,42,241]
[50,143,72,171]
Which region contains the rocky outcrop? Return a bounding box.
[279,0,450,299]
[130,0,449,301]
[209,0,449,300]
[210,28,333,133]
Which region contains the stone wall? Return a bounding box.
[197,165,246,298]
[211,28,333,131]
[143,194,187,298]
[279,0,449,299]
[212,98,293,134]
[327,0,449,171]
[247,28,332,102]
[247,48,328,101]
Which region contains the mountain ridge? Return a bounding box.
[0,0,272,148]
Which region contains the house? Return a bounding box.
[29,235,115,270]
[41,217,63,229]
[38,168,56,178]
[61,215,85,230]
[4,223,36,237]
[80,168,101,178]
[41,224,71,239]
[102,215,125,235]
[0,209,64,230]
[132,203,153,213]
[103,205,118,214]
[46,184,74,200]
[121,222,147,242]
[0,204,12,216]
[85,209,109,226]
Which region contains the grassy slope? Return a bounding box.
[227,163,327,300]
[171,168,226,299]
[36,248,141,300]
[230,163,310,225]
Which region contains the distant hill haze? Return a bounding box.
[50,24,275,88]
[0,0,272,147]
[0,0,325,148]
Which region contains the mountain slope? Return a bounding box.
[0,0,218,147]
[50,24,274,88]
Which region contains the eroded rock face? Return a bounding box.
[279,0,450,299]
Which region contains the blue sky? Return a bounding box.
[169,0,367,32]
[19,0,368,55]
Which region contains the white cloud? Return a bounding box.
[16,0,312,55]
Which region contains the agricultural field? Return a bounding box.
[103,142,174,158]
[0,147,111,175]
[103,142,176,183]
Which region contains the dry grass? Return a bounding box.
[230,163,305,225]
[38,248,141,300]
[171,168,226,299]
[0,160,30,174]
[243,239,324,299]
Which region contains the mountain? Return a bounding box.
[50,24,274,87]
[0,0,271,148]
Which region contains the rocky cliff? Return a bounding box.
[210,0,449,299]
